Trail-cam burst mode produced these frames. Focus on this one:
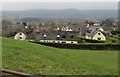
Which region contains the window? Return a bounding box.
[62,42,66,43]
[19,37,22,39]
[98,33,101,35]
[57,35,60,37]
[57,37,59,40]
[70,35,74,39]
[62,35,66,38]
[20,33,22,35]
[97,38,101,40]
[44,35,46,38]
[57,34,60,40]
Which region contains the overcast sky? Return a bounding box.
[1,2,118,11]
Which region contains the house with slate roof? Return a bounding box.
[14,28,35,41]
[86,28,106,40]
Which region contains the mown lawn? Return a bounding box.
[2,37,118,75]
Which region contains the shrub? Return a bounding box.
[111,31,120,35]
[6,32,17,37]
[80,38,105,43]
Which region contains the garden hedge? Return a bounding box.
[31,41,120,50]
[80,38,105,43]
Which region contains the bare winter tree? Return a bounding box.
[2,20,15,37]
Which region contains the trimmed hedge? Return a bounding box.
[31,41,120,50]
[80,38,105,43]
[111,31,120,35]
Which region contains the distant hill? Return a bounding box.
[2,9,118,23]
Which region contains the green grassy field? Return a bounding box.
[2,37,118,75]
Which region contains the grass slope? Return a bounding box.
[2,37,118,75]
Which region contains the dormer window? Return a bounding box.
[44,34,46,38]
[70,35,74,39]
[57,35,60,37]
[62,35,66,38]
[57,34,60,40]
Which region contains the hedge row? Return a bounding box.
[80,38,105,43]
[31,41,120,50]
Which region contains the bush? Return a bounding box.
[6,32,17,37]
[80,38,105,43]
[111,31,120,35]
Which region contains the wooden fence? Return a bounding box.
[0,68,32,77]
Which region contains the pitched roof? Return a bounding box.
[55,24,87,35]
[40,31,78,41]
[86,28,103,37]
[17,28,35,40]
[103,27,112,31]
